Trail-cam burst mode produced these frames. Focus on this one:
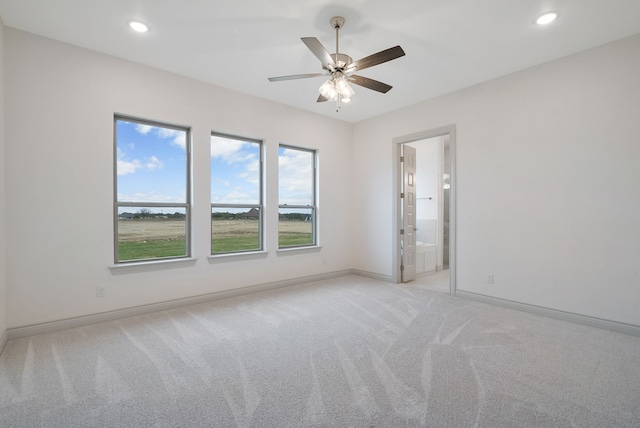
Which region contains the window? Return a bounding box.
[114,116,191,263]
[278,145,317,248]
[211,133,263,254]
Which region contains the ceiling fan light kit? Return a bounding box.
[319,72,355,103]
[268,16,405,112]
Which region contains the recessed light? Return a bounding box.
[128,20,149,33]
[536,12,558,25]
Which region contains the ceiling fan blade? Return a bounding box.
[301,37,336,71]
[346,45,405,73]
[348,75,393,93]
[268,73,324,82]
[317,94,328,103]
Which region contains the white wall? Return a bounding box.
[409,138,439,222]
[4,25,640,331]
[353,33,640,326]
[0,18,7,338]
[4,29,353,328]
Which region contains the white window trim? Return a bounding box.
[210,132,264,255]
[278,144,318,249]
[113,114,192,264]
[109,257,198,273]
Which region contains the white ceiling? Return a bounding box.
[1,1,640,123]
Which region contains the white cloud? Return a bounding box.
[117,191,185,203]
[117,148,142,176]
[211,137,261,203]
[172,133,186,150]
[236,159,260,185]
[210,136,257,164]
[117,159,142,176]
[117,148,164,176]
[135,124,154,135]
[211,190,252,204]
[245,159,260,173]
[279,148,313,204]
[145,156,164,170]
[212,177,230,187]
[134,124,186,150]
[158,128,186,150]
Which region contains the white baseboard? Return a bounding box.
[7,270,637,346]
[6,269,354,341]
[456,290,640,338]
[351,269,394,283]
[0,330,7,354]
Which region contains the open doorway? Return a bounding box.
[393,126,456,295]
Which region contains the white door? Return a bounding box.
[402,145,417,282]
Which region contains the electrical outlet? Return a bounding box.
[487,274,495,285]
[96,286,106,298]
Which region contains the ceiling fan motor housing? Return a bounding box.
[329,53,353,70]
[330,16,345,29]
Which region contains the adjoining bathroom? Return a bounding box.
[405,135,450,293]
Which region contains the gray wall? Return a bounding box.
[0,18,6,340]
[3,28,353,328]
[2,24,640,331]
[352,33,640,326]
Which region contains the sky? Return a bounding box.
[116,119,314,214]
[210,135,260,205]
[278,146,314,206]
[116,120,187,209]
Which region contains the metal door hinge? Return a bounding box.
[400,229,404,235]
[400,192,404,198]
[400,156,404,162]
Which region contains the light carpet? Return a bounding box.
[1,275,639,427]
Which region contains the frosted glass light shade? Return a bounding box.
[319,80,338,100]
[335,77,355,98]
[319,75,355,103]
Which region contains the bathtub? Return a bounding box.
[416,241,436,273]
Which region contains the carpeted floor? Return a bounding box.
[1,275,639,427]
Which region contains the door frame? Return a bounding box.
[392,125,457,295]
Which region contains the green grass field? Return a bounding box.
[277,220,313,247]
[278,233,313,247]
[211,219,260,254]
[212,236,260,254]
[118,219,313,261]
[118,239,187,261]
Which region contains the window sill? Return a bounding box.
[208,250,269,263]
[276,245,322,255]
[109,257,198,274]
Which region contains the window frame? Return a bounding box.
[210,132,264,255]
[278,144,318,249]
[113,114,192,264]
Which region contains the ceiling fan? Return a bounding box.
[268,16,406,110]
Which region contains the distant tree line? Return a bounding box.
[278,213,311,221]
[211,211,310,221]
[119,209,310,221]
[118,210,186,220]
[212,212,243,220]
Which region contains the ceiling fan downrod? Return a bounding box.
[326,16,352,111]
[330,16,345,62]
